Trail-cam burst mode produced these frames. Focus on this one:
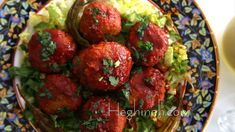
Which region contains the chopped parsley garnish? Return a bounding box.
[102,58,114,74]
[92,101,99,109]
[104,34,113,40]
[23,106,34,121]
[51,110,81,130]
[95,109,105,114]
[92,8,100,24]
[50,63,59,71]
[47,59,74,75]
[109,76,119,86]
[139,99,145,109]
[131,66,142,75]
[144,77,152,84]
[92,8,100,16]
[57,107,69,113]
[98,109,105,114]
[132,47,141,61]
[131,47,147,64]
[39,93,46,97]
[9,66,37,78]
[142,57,147,62]
[74,85,81,97]
[103,67,112,74]
[75,56,80,63]
[146,95,151,99]
[122,21,135,33]
[39,89,53,99]
[103,59,114,67]
[102,12,107,17]
[83,117,107,130]
[9,65,44,103]
[86,110,93,116]
[119,82,131,109]
[137,19,149,38]
[139,41,153,52]
[38,31,57,61]
[82,88,93,100]
[122,83,130,99]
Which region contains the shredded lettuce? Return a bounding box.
[164,46,174,66]
[19,0,75,43]
[47,1,66,29]
[164,44,188,67]
[108,0,166,28]
[165,42,189,89]
[19,32,31,44]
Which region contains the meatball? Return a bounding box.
[79,1,121,43]
[129,67,166,110]
[80,97,126,132]
[36,75,82,116]
[73,42,133,91]
[129,22,169,66]
[28,29,76,73]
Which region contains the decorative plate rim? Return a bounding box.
[192,1,220,131]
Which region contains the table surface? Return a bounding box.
[0,0,234,131]
[196,0,235,131]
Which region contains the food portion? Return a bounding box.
[129,67,166,110]
[73,42,133,91]
[129,21,169,66]
[10,0,190,131]
[79,1,121,43]
[80,97,126,132]
[36,74,82,116]
[28,29,76,73]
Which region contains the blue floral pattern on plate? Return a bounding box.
[0,0,219,131]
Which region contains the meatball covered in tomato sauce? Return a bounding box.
[80,97,126,132]
[129,22,169,66]
[28,29,76,73]
[73,42,133,91]
[79,1,121,43]
[129,67,166,110]
[36,75,82,116]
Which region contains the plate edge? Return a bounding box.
[193,1,220,132]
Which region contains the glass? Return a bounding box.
[218,110,235,132]
[222,16,235,73]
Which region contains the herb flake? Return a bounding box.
[139,99,145,109]
[83,117,107,130]
[139,41,153,52]
[137,19,149,38]
[103,59,114,67]
[139,99,144,108]
[38,31,57,61]
[92,8,100,24]
[109,76,119,86]
[144,77,152,84]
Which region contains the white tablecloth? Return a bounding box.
[196,0,235,131]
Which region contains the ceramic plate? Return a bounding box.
[0,0,219,131]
